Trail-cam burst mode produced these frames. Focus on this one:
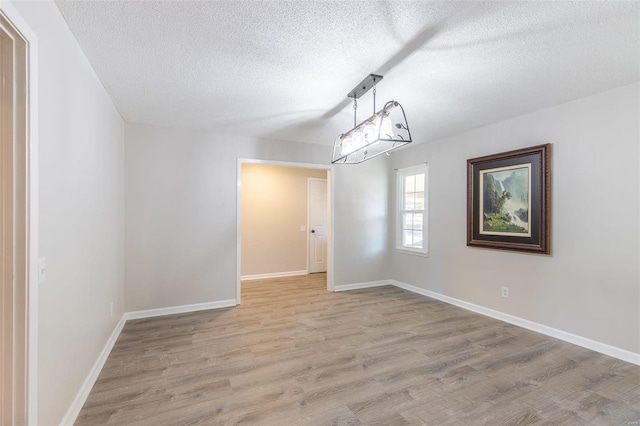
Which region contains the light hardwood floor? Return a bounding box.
[76,274,640,425]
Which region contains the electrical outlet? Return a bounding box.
[110,302,114,317]
[501,286,509,298]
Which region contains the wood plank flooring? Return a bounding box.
[76,274,640,425]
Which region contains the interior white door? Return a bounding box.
[308,179,327,273]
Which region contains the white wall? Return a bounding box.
[125,124,390,311]
[334,157,391,285]
[9,1,126,424]
[241,164,326,277]
[389,82,639,354]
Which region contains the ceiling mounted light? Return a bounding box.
[332,74,411,164]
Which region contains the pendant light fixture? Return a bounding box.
[331,74,412,164]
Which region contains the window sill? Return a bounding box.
[395,248,429,257]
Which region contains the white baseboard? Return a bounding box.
[391,280,640,366]
[333,279,393,292]
[60,316,127,426]
[63,279,639,426]
[62,298,237,424]
[241,270,308,281]
[124,299,237,320]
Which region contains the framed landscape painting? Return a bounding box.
[467,144,550,254]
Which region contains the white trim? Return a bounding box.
[391,280,640,366]
[237,159,335,299]
[60,279,640,426]
[124,299,237,320]
[395,163,428,254]
[394,248,429,257]
[241,270,308,281]
[236,159,242,304]
[59,317,126,426]
[237,158,332,170]
[327,170,335,291]
[334,280,393,292]
[61,297,237,425]
[26,16,39,426]
[306,178,310,273]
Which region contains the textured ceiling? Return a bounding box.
[55,1,639,145]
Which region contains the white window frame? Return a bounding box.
[396,164,428,256]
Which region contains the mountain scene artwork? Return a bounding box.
[480,164,531,237]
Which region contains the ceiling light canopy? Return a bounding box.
[332,74,411,164]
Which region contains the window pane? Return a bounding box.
[414,191,425,210]
[412,230,423,248]
[404,192,415,210]
[415,174,425,192]
[403,230,413,247]
[405,175,415,193]
[403,213,413,229]
[413,213,423,231]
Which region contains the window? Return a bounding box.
[396,164,428,255]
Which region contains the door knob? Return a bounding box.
[311,230,315,233]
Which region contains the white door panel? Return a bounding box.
[308,179,327,273]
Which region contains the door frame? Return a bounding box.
[306,177,327,274]
[0,3,38,425]
[236,159,334,303]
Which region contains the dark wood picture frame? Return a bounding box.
[467,143,551,254]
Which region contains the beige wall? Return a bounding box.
[241,164,326,277]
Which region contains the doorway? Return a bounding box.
[236,159,333,304]
[0,4,38,425]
